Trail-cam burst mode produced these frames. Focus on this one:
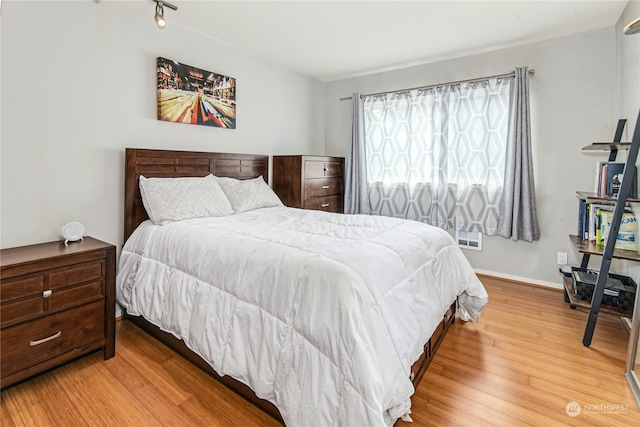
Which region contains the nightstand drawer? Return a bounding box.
[303,195,343,212]
[1,276,45,326]
[1,298,44,326]
[304,178,342,198]
[1,276,44,302]
[49,261,103,290]
[1,300,105,378]
[49,280,104,311]
[0,261,105,328]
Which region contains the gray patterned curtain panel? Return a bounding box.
[344,93,370,214]
[359,78,511,235]
[497,67,540,241]
[345,68,539,241]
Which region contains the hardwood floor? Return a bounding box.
[2,276,639,426]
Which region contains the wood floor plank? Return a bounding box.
[440,329,630,390]
[1,277,639,426]
[413,374,527,426]
[80,357,166,426]
[0,392,17,427]
[160,355,278,426]
[421,369,565,427]
[114,333,193,406]
[28,373,86,427]
[527,376,640,427]
[1,379,52,427]
[430,359,584,426]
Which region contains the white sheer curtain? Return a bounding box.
[363,79,510,234]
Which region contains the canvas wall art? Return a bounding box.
[157,57,236,129]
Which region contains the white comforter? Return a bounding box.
[116,207,488,426]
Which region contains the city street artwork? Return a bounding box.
[157,57,236,129]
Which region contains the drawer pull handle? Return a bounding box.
[322,204,330,208]
[30,331,62,347]
[43,290,52,298]
[322,185,330,189]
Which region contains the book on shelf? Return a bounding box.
[578,199,588,240]
[578,201,610,242]
[577,200,636,247]
[588,204,614,243]
[594,206,610,244]
[600,210,639,251]
[594,161,638,199]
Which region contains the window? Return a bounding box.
[363,79,510,234]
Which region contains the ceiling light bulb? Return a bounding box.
[152,0,177,30]
[155,3,166,29]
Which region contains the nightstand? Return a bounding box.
[0,237,116,388]
[273,155,345,213]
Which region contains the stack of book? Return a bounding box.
[594,161,638,198]
[578,201,639,251]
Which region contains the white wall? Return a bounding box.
[2,1,637,291]
[615,1,640,280]
[324,29,622,288]
[617,0,640,123]
[0,1,325,250]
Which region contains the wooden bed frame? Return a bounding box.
[122,147,455,423]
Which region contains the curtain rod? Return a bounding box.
[339,69,535,101]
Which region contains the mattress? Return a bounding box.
[116,207,488,426]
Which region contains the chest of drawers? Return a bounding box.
[0,237,116,388]
[273,155,345,213]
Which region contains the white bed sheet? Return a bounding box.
[116,207,488,426]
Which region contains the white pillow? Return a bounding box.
[216,176,284,213]
[139,174,234,225]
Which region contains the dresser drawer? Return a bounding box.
[304,161,343,179]
[1,300,105,378]
[324,162,343,178]
[303,195,344,213]
[304,177,342,198]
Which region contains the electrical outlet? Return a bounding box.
[557,252,568,265]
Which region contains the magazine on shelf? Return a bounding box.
[600,210,639,251]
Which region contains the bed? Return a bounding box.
[117,148,488,426]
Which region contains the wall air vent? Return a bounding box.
[456,230,483,251]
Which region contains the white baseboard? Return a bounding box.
[473,268,564,290]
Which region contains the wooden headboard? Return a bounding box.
[124,148,269,241]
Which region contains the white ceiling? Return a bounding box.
[163,0,630,82]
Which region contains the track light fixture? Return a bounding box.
[624,16,640,35]
[153,0,178,29]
